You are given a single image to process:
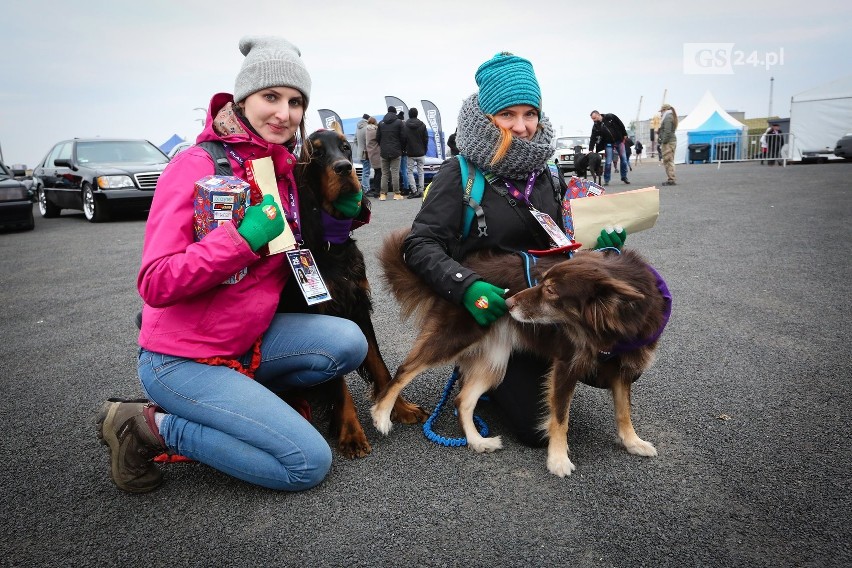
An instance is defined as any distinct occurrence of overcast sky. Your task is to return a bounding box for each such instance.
[2,0,850,166]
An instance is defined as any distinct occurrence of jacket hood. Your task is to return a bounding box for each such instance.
[382,112,398,123]
[405,118,424,129]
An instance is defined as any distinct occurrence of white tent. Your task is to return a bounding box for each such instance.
[789,75,852,161]
[674,91,747,164]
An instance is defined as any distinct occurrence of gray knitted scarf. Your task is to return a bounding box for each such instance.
[455,93,554,179]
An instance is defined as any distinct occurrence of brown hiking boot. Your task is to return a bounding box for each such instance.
[96,401,165,493]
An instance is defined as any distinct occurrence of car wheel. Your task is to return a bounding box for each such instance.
[82,183,109,223]
[37,187,60,218]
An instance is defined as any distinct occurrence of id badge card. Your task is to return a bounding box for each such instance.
[285,249,332,306]
[529,207,574,248]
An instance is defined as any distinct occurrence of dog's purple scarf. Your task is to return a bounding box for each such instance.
[608,264,672,354]
[320,211,353,245]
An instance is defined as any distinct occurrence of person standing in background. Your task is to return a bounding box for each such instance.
[376,105,405,200]
[365,116,382,196]
[589,110,630,185]
[355,113,371,194]
[658,103,678,186]
[403,107,429,199]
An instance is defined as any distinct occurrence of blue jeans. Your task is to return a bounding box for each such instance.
[604,142,629,183]
[400,156,409,190]
[360,158,371,192]
[137,313,368,491]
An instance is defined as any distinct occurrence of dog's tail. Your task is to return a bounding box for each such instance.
[378,228,445,326]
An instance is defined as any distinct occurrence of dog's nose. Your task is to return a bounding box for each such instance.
[333,160,353,176]
[504,296,515,309]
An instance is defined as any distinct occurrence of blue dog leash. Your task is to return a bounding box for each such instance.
[422,369,490,447]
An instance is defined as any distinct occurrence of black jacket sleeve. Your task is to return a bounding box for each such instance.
[403,158,481,304]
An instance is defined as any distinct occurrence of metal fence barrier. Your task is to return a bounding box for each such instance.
[706,132,793,168]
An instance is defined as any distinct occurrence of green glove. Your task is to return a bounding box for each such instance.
[237,194,285,251]
[462,280,508,327]
[595,226,627,250]
[333,189,363,218]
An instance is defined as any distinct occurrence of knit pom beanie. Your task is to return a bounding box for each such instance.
[234,36,312,105]
[474,51,542,116]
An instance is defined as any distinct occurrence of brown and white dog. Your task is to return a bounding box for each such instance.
[371,229,670,476]
[279,130,427,458]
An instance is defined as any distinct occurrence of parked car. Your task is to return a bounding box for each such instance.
[0,159,35,231]
[551,136,591,175]
[834,133,852,160]
[32,138,169,222]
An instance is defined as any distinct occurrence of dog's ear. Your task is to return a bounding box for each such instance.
[597,276,644,302]
[582,276,644,334]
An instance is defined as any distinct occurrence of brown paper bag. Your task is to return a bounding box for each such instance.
[570,186,659,249]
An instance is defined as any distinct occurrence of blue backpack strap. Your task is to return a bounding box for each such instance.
[458,155,487,238]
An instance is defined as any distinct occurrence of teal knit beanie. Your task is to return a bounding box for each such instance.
[474,52,542,116]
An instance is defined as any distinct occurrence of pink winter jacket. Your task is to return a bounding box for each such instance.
[137,93,299,358]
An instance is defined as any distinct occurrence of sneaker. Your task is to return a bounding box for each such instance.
[364,190,378,198]
[96,401,165,493]
[622,179,630,184]
[393,193,405,200]
[379,194,387,201]
[662,180,677,186]
[407,191,423,199]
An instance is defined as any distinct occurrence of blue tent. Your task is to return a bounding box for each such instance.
[159,134,185,154]
[676,92,747,163]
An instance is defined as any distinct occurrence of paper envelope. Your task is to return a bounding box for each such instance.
[244,156,296,254]
[570,186,660,249]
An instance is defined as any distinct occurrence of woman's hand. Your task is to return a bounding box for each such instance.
[463,280,508,326]
[595,226,627,251]
[237,195,285,251]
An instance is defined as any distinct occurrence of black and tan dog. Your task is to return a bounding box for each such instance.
[371,229,670,476]
[574,151,603,185]
[280,130,427,458]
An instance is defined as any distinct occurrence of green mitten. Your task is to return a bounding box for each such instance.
[462,280,508,327]
[333,189,363,218]
[595,226,628,250]
[237,194,285,251]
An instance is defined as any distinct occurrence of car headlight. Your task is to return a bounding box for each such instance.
[96,175,134,189]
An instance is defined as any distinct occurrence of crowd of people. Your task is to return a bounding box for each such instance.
[353,105,428,201]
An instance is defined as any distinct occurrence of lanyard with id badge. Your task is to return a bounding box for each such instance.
[499,172,579,254]
[243,156,333,306]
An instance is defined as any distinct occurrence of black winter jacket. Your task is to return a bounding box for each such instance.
[376,112,405,159]
[402,118,429,157]
[404,157,564,304]
[589,113,628,152]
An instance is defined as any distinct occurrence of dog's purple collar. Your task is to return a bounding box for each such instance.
[320,210,353,245]
[606,264,672,355]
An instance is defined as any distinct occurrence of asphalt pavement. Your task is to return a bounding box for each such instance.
[1,158,849,567]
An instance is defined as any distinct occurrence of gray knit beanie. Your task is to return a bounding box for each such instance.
[234,36,312,105]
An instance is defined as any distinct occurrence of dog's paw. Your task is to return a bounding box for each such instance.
[624,437,658,457]
[547,453,576,477]
[337,428,373,459]
[369,405,393,435]
[391,397,429,424]
[468,435,503,453]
